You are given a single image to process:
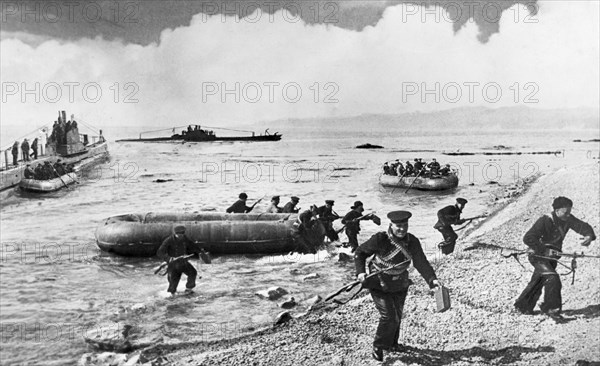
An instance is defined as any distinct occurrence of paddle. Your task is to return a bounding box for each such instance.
[50,164,70,190]
[404,167,426,193]
[391,169,409,194]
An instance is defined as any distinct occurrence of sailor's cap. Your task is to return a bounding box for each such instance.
[291,196,300,202]
[173,225,186,234]
[325,200,334,205]
[387,210,412,224]
[456,198,468,205]
[351,201,363,209]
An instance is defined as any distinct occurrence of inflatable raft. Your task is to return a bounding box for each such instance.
[95,212,326,256]
[379,174,459,191]
[19,173,78,192]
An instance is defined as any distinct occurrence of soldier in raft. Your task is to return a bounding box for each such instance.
[427,158,441,176]
[282,196,300,213]
[412,158,422,173]
[396,161,405,176]
[404,161,414,176]
[266,196,283,213]
[54,160,66,176]
[382,162,391,175]
[226,193,260,213]
[355,211,441,362]
[434,198,468,255]
[439,164,451,176]
[514,197,596,318]
[317,200,340,242]
[342,201,366,251]
[34,163,45,180]
[157,226,209,296]
[23,164,35,179]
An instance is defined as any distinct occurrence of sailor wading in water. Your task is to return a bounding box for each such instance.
[342,201,365,252]
[434,198,468,255]
[355,211,440,362]
[282,196,300,213]
[226,192,261,213]
[157,226,209,296]
[266,196,282,213]
[514,197,596,318]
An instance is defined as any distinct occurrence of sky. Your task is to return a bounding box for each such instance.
[0,0,598,139]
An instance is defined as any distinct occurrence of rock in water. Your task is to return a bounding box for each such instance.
[356,143,384,149]
[302,273,320,281]
[83,323,162,352]
[274,311,293,325]
[279,297,297,309]
[305,295,322,307]
[255,287,289,300]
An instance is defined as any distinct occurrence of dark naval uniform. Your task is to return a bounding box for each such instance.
[157,231,202,294]
[226,199,253,213]
[317,200,339,241]
[355,211,437,357]
[514,212,596,314]
[342,209,362,250]
[434,200,466,255]
[282,197,300,213]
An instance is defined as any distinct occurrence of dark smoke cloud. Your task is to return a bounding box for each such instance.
[1,0,538,45]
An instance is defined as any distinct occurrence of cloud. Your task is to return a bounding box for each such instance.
[1,0,598,143]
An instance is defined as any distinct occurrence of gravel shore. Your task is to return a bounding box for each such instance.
[86,162,600,366]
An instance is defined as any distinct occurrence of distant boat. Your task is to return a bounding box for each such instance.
[0,110,109,193]
[379,173,459,191]
[20,172,78,192]
[116,125,281,143]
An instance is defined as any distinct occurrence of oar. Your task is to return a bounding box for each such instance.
[404,167,426,193]
[50,164,70,190]
[391,170,409,194]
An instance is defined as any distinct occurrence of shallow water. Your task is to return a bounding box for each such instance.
[0,127,597,365]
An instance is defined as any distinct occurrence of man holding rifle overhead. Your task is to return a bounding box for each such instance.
[355,210,441,362]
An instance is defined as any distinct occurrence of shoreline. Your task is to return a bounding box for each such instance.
[82,162,600,366]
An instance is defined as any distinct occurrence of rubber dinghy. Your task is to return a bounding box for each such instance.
[95,212,327,256]
[19,173,78,192]
[379,174,459,191]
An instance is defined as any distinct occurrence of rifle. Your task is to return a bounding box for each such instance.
[334,212,381,234]
[153,247,212,275]
[455,215,488,231]
[325,260,410,303]
[153,254,195,275]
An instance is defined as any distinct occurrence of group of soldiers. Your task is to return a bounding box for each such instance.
[23,160,74,180]
[382,158,453,178]
[160,193,596,363]
[10,138,39,166]
[49,112,79,145]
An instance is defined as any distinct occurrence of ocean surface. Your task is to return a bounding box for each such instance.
[0,126,598,365]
